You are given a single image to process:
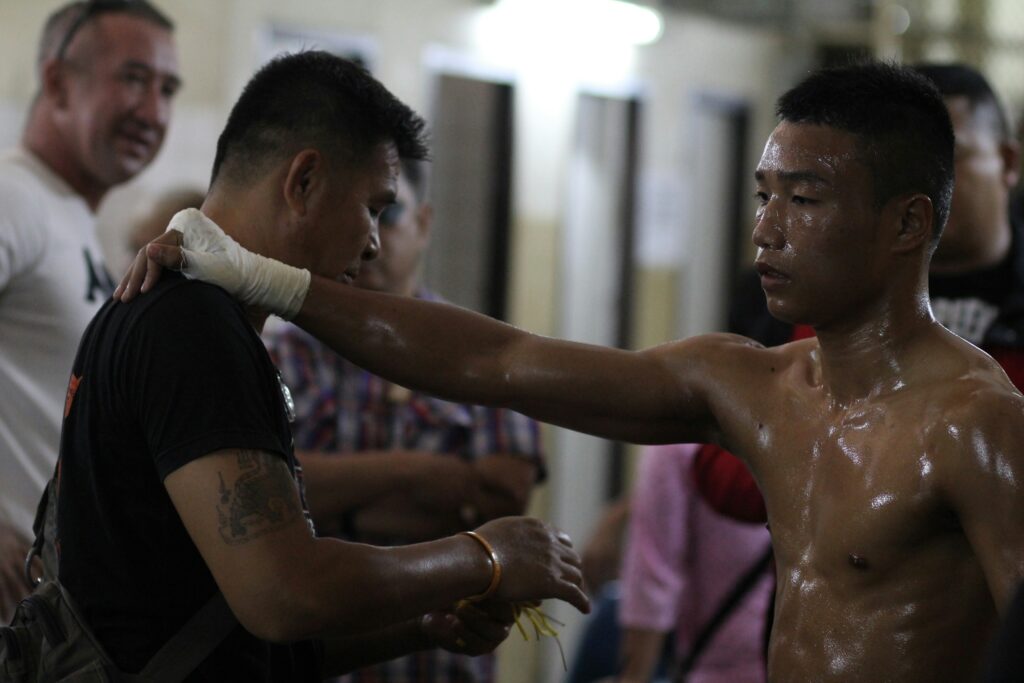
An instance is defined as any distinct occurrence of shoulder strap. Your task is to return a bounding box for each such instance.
[136,592,237,682]
[675,545,773,680]
[25,472,59,587]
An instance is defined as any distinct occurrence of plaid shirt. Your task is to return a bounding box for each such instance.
[264,290,544,683]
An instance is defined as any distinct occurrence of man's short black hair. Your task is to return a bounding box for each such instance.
[777,61,954,242]
[210,51,429,188]
[912,62,1010,140]
[39,0,174,66]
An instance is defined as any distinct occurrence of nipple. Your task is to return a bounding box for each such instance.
[848,553,869,570]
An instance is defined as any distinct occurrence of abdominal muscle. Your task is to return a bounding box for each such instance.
[763,491,996,682]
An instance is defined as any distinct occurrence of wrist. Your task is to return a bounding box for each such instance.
[459,530,502,601]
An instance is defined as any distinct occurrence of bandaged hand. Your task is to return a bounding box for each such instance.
[116,209,311,318]
[166,209,310,318]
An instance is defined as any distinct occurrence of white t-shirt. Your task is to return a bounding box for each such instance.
[0,148,113,541]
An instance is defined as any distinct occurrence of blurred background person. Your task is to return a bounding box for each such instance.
[566,447,772,683]
[0,0,179,620]
[915,63,1024,378]
[125,185,204,254]
[264,159,545,683]
[615,444,771,683]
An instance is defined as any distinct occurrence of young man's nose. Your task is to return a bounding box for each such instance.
[752,203,785,250]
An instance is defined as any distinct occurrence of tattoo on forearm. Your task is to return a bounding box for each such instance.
[216,450,301,545]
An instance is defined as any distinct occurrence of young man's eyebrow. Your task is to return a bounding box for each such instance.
[754,169,832,186]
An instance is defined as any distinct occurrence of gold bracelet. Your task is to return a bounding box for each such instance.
[460,530,502,601]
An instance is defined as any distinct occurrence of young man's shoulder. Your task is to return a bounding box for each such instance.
[917,336,1024,458]
[926,326,1023,399]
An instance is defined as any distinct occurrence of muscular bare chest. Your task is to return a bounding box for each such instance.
[750,391,949,579]
[729,386,995,681]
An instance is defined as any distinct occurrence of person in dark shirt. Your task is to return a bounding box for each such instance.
[59,51,588,680]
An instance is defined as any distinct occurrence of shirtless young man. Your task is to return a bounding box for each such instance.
[120,62,1024,681]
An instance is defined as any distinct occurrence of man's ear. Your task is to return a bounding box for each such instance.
[415,201,434,244]
[41,59,69,109]
[1000,138,1020,189]
[892,193,934,254]
[282,149,323,218]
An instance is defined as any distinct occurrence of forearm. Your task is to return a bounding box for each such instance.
[354,470,533,540]
[617,627,668,683]
[281,533,492,641]
[294,279,522,408]
[298,450,420,526]
[350,457,536,542]
[354,497,463,542]
[320,617,430,676]
[293,278,694,443]
[472,456,537,520]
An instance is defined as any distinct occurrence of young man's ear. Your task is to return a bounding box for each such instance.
[282,149,322,217]
[892,193,934,254]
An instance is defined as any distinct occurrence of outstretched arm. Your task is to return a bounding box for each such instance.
[115,215,759,445]
[293,278,720,444]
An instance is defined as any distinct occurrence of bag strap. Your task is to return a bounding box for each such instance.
[24,473,55,587]
[137,591,237,682]
[675,545,773,680]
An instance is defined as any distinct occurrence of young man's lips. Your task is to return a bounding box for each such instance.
[756,261,789,286]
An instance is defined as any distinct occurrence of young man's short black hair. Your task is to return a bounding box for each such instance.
[912,62,1011,141]
[777,61,955,242]
[210,51,429,188]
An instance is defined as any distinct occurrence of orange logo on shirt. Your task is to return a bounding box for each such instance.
[64,374,82,419]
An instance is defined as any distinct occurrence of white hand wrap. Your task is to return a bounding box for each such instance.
[166,208,311,319]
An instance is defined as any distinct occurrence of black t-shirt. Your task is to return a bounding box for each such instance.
[57,271,321,680]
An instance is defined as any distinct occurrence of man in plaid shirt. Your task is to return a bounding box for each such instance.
[265,160,544,683]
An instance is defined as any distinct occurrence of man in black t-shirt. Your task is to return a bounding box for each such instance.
[63,272,322,678]
[60,52,589,680]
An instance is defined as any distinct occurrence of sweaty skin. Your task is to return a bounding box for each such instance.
[120,122,1024,681]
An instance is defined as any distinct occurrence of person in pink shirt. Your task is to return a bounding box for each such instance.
[617,443,773,683]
